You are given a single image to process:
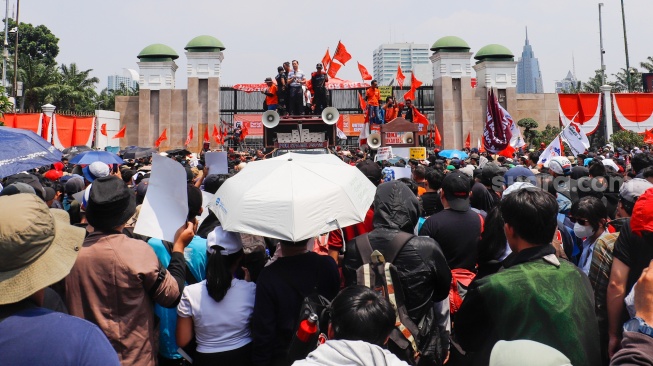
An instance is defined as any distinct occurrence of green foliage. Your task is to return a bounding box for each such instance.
[0,87,14,114]
[531,125,562,148]
[517,118,539,145]
[609,129,644,149]
[41,63,99,113]
[640,56,653,73]
[95,83,139,111]
[582,69,611,92]
[612,67,643,92]
[1,19,59,65]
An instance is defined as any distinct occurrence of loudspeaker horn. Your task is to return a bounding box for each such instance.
[262,110,280,128]
[368,132,382,149]
[402,132,414,144]
[321,107,340,125]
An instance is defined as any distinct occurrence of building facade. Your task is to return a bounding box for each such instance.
[107,73,138,91]
[555,71,579,93]
[372,42,432,86]
[516,28,544,94]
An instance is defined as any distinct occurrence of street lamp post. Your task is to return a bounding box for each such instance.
[598,3,606,86]
[620,0,631,92]
[2,0,8,92]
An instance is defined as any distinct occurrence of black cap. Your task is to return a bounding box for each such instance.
[356,159,382,186]
[86,176,136,230]
[441,171,471,211]
[316,63,323,68]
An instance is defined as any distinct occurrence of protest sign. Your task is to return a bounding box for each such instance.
[375,146,393,162]
[134,154,188,242]
[409,147,426,160]
[391,166,412,179]
[205,151,228,175]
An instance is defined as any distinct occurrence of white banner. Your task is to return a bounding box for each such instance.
[561,123,590,157]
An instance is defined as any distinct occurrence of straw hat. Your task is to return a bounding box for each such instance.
[0,194,85,304]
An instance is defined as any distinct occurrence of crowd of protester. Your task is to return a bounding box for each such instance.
[2,142,653,366]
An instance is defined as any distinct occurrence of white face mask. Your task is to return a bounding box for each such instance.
[574,222,595,239]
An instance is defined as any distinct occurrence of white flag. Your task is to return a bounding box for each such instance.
[336,127,347,140]
[537,136,564,165]
[560,122,590,157]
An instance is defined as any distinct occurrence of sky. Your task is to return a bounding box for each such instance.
[17,0,653,93]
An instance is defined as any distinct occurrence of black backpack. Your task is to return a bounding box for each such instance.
[355,232,439,366]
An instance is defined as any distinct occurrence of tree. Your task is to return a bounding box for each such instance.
[582,69,613,92]
[43,63,99,113]
[94,83,139,111]
[641,56,653,72]
[612,67,643,92]
[610,129,644,149]
[531,124,561,148]
[517,118,539,145]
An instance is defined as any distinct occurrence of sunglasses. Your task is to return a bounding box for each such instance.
[569,217,589,225]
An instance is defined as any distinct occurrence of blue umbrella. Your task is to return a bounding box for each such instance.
[0,127,63,178]
[69,150,124,165]
[438,149,468,160]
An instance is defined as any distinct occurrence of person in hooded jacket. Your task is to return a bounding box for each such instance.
[342,181,451,365]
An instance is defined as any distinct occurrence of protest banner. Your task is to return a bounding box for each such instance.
[409,147,426,160]
[375,146,393,161]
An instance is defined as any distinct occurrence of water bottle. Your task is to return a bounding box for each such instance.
[287,313,319,362]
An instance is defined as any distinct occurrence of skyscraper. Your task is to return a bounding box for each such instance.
[555,71,579,93]
[372,42,432,86]
[107,69,139,91]
[516,28,544,94]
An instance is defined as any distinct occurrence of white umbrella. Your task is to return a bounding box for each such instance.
[210,152,376,242]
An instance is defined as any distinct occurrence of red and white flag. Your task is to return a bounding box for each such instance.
[483,89,512,153]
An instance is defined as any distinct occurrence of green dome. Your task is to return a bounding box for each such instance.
[474,44,514,61]
[137,44,179,62]
[430,36,471,52]
[184,35,225,52]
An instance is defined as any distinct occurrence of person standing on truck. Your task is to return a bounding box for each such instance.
[311,63,329,115]
[288,60,306,115]
[261,77,278,111]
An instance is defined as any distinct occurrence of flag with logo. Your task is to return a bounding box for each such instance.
[483,89,512,153]
[538,136,564,165]
[396,65,405,88]
[321,48,331,70]
[357,62,373,81]
[333,41,352,65]
[561,122,590,156]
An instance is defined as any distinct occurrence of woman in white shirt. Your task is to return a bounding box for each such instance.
[177,227,256,366]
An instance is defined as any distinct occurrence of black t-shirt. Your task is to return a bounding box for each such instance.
[612,218,653,291]
[419,208,482,271]
[311,71,327,91]
[470,182,500,214]
[421,191,444,217]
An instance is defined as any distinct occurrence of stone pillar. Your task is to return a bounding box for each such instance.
[600,85,613,139]
[41,103,56,143]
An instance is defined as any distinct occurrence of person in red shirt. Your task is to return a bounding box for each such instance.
[366,80,381,124]
[261,77,278,111]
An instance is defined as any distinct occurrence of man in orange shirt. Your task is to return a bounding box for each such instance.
[261,77,278,111]
[383,96,397,123]
[366,79,381,124]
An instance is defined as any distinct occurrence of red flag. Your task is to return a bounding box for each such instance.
[396,65,405,88]
[357,62,373,81]
[155,129,167,148]
[41,115,50,140]
[333,41,352,65]
[414,108,429,126]
[434,124,442,146]
[100,123,107,136]
[240,123,249,141]
[327,62,341,78]
[322,48,331,70]
[358,91,367,111]
[498,144,516,158]
[185,127,194,146]
[212,124,221,144]
[403,88,415,102]
[203,127,210,143]
[645,129,653,144]
[112,126,126,139]
[410,72,423,89]
[465,132,471,148]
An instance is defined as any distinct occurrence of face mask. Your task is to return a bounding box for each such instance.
[574,222,595,239]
